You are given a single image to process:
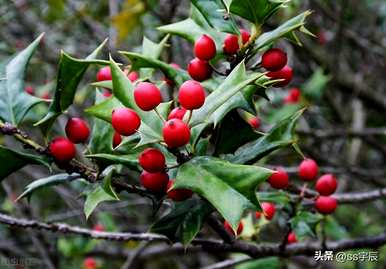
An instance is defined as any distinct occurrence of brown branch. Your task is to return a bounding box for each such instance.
[1,212,386,260]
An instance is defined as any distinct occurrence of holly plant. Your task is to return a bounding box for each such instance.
[1,0,342,256]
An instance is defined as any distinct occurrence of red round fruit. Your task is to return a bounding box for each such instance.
[168,107,187,120]
[268,168,289,189]
[127,71,139,82]
[167,180,193,201]
[83,257,97,269]
[240,29,250,44]
[298,158,319,181]
[248,117,260,129]
[261,202,276,220]
[194,34,216,61]
[96,66,112,81]
[140,171,169,193]
[284,88,301,104]
[315,174,338,196]
[267,65,293,87]
[178,80,206,110]
[42,92,50,100]
[49,137,76,162]
[224,220,243,236]
[315,196,337,214]
[139,148,166,173]
[65,117,90,144]
[255,211,262,219]
[134,82,162,111]
[93,224,105,232]
[111,108,141,136]
[287,232,297,244]
[188,58,212,82]
[261,48,287,71]
[103,90,112,97]
[223,34,239,55]
[163,119,191,148]
[112,132,122,148]
[25,86,34,95]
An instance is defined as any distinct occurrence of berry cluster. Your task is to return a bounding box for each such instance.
[49,117,90,162]
[224,159,338,241]
[95,63,209,198]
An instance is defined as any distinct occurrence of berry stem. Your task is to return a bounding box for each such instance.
[153,107,166,123]
[186,110,193,125]
[300,182,308,198]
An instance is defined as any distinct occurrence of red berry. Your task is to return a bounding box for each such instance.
[194,34,216,61]
[317,31,327,45]
[287,232,297,244]
[315,174,337,196]
[267,65,293,87]
[111,108,141,136]
[298,158,319,181]
[255,211,262,219]
[140,171,169,193]
[103,90,112,97]
[224,220,243,236]
[93,224,105,232]
[223,34,239,55]
[261,48,287,71]
[134,82,162,111]
[168,107,187,120]
[188,58,212,81]
[127,71,139,82]
[268,168,289,189]
[96,66,112,81]
[83,257,97,269]
[167,180,193,201]
[42,92,50,100]
[139,148,166,173]
[315,196,337,214]
[163,119,191,148]
[65,117,90,144]
[261,202,276,220]
[240,29,250,44]
[49,137,76,162]
[112,132,122,148]
[25,86,34,95]
[284,88,301,104]
[178,80,206,110]
[248,117,260,129]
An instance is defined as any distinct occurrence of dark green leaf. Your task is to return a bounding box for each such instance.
[17,173,79,201]
[84,183,119,219]
[302,68,331,101]
[174,156,272,231]
[35,39,108,135]
[255,11,312,50]
[236,257,281,269]
[86,153,139,170]
[151,199,213,245]
[140,35,169,79]
[229,0,287,24]
[224,108,304,164]
[256,191,291,205]
[290,211,323,238]
[266,103,303,123]
[120,51,190,87]
[0,34,45,125]
[191,0,239,34]
[157,18,225,47]
[0,146,50,181]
